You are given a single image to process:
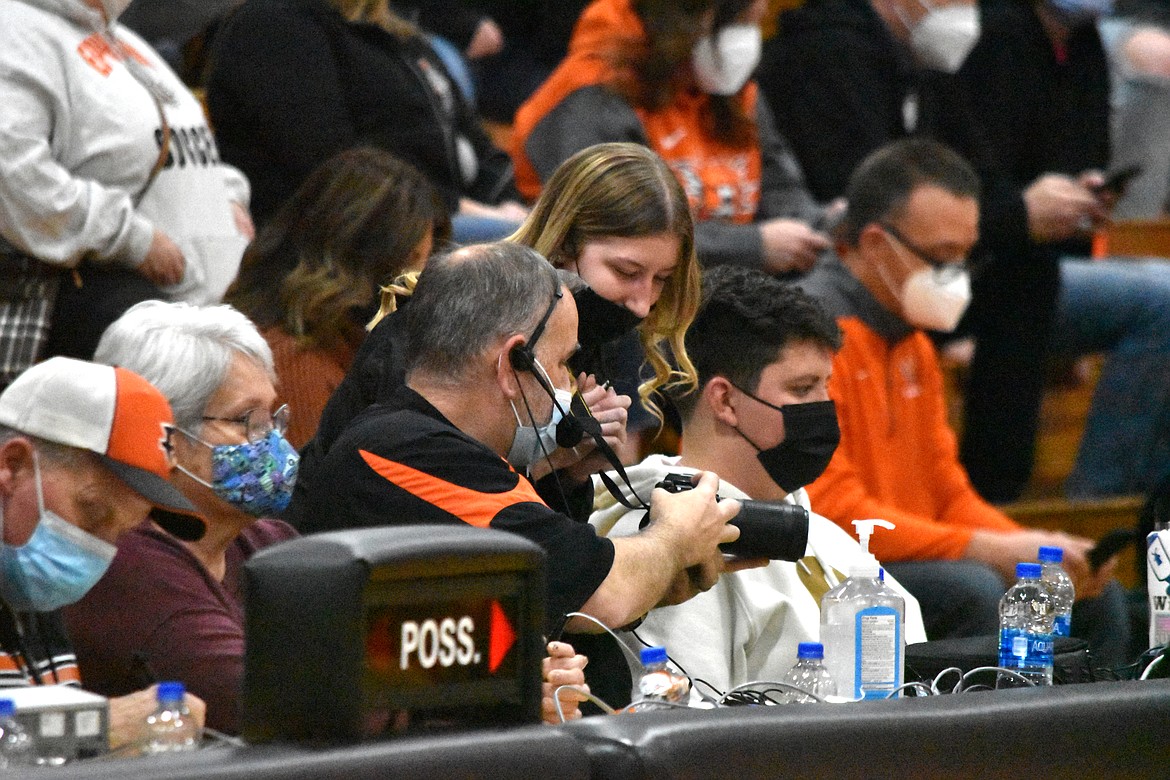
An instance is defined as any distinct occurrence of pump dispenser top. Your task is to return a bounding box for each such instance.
[850,519,895,578]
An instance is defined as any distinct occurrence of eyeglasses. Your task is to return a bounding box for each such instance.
[200,404,290,442]
[879,223,968,283]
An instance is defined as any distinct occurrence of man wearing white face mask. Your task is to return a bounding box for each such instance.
[300,242,748,642]
[798,140,1130,663]
[764,0,1170,504]
[0,356,210,749]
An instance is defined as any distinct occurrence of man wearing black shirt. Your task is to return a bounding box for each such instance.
[300,242,743,634]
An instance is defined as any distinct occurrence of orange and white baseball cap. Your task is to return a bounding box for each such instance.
[0,357,204,540]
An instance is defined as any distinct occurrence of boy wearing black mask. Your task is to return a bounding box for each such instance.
[589,265,927,699]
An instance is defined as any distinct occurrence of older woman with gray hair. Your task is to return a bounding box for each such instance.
[61,300,299,735]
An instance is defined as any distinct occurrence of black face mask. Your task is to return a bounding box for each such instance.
[731,388,840,494]
[571,284,644,350]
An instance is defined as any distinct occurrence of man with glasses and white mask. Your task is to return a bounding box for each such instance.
[62,301,300,735]
[0,355,208,750]
[762,0,1170,506]
[799,140,1130,663]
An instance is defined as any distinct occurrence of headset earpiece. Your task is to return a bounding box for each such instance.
[509,341,535,372]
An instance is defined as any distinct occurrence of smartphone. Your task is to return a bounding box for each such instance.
[1093,165,1143,198]
[1087,527,1137,572]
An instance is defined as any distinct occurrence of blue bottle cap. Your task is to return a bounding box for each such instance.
[797,642,824,660]
[1038,546,1063,563]
[640,646,668,666]
[0,699,14,718]
[1016,562,1043,579]
[157,681,185,703]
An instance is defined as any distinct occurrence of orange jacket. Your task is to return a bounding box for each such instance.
[511,0,761,225]
[803,259,1020,562]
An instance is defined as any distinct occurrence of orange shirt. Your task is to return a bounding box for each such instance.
[511,0,761,222]
[262,326,357,450]
[807,316,1020,562]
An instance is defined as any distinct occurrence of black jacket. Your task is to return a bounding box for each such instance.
[759,0,1109,263]
[206,0,518,223]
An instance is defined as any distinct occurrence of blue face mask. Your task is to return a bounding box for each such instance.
[178,430,299,517]
[0,451,117,612]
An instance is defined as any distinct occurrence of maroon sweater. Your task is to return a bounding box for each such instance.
[61,518,298,734]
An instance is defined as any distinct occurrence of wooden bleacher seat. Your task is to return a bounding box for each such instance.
[1097,217,1170,258]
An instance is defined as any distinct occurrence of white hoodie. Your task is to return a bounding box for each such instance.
[591,454,927,699]
[0,0,249,304]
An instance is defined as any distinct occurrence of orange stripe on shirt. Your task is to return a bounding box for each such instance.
[359,450,547,528]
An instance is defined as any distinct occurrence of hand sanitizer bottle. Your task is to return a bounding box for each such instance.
[820,519,905,700]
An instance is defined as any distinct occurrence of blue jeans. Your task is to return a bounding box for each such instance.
[883,561,1004,640]
[1054,258,1170,497]
[450,214,522,245]
[1099,17,1170,218]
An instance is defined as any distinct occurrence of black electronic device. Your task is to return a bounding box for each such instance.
[241,526,546,744]
[1088,527,1138,572]
[648,472,810,561]
[1094,164,1142,198]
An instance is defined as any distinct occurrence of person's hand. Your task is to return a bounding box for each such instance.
[759,219,831,274]
[465,18,505,60]
[231,201,256,241]
[1023,173,1108,243]
[139,229,186,287]
[966,528,1107,599]
[528,374,631,482]
[647,471,740,593]
[493,200,530,222]
[542,641,589,724]
[657,554,769,607]
[561,375,632,481]
[1078,169,1122,212]
[107,686,206,752]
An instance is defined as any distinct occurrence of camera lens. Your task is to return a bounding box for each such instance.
[720,502,809,561]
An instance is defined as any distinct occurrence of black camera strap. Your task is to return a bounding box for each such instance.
[556,394,650,512]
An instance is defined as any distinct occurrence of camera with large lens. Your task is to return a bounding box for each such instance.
[645,473,809,561]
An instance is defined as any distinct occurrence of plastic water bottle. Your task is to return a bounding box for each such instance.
[1148,521,1170,649]
[0,699,35,768]
[631,646,689,710]
[780,642,837,703]
[998,562,1055,687]
[1038,546,1075,637]
[142,682,200,754]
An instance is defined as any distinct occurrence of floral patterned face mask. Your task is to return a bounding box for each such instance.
[178,429,299,517]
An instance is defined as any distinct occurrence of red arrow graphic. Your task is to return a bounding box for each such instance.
[489,600,515,672]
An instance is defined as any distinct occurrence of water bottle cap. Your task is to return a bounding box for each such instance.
[797,642,824,660]
[1016,562,1042,579]
[157,681,185,703]
[1037,546,1063,563]
[640,646,668,665]
[0,699,14,717]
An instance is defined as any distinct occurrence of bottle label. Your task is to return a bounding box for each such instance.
[998,627,1054,670]
[1149,531,1170,647]
[1053,614,1071,637]
[854,606,901,700]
